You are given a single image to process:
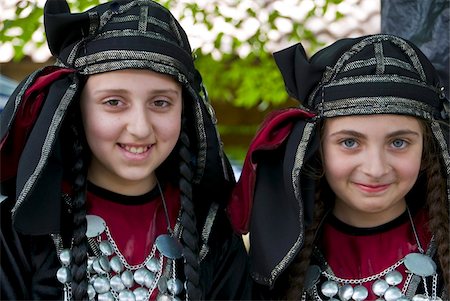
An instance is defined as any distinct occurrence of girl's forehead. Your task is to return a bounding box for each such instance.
[87,69,178,82]
[84,69,181,90]
[323,114,422,132]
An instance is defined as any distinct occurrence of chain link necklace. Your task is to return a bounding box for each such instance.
[55,179,185,301]
[304,207,442,301]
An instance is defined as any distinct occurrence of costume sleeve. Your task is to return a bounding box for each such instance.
[201,209,253,300]
[0,197,62,300]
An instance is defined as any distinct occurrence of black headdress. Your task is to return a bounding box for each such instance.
[229,34,449,287]
[0,0,233,235]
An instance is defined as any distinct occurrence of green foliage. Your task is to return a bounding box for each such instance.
[0,0,347,107]
[195,52,287,108]
[1,2,43,61]
[1,0,105,61]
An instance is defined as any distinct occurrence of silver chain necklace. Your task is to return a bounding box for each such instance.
[305,207,441,301]
[56,179,185,301]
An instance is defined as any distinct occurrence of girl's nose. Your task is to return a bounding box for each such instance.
[126,107,153,138]
[360,148,391,178]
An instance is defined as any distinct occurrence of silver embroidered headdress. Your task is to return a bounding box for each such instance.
[0,0,233,235]
[239,34,449,287]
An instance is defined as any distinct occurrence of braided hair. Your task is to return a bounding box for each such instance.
[284,119,450,300]
[60,99,90,300]
[421,122,449,294]
[178,115,202,300]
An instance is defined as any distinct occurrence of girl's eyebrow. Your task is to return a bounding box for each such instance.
[93,88,129,95]
[328,129,421,138]
[151,89,181,96]
[328,130,365,138]
[386,130,421,138]
[92,88,180,96]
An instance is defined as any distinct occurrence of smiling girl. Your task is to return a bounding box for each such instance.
[322,115,424,228]
[0,1,250,300]
[229,34,449,300]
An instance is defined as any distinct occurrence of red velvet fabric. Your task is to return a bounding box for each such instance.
[86,183,181,298]
[227,108,315,233]
[0,67,75,182]
[321,209,432,300]
[86,183,181,265]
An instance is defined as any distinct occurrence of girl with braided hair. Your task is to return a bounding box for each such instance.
[0,1,251,300]
[228,34,449,300]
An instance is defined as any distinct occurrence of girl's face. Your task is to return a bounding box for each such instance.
[80,69,182,195]
[322,114,423,227]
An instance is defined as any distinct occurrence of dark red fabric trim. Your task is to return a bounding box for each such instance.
[0,67,76,182]
[321,209,432,300]
[227,108,315,233]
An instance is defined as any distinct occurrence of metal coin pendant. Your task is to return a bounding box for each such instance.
[110,275,126,291]
[121,270,135,288]
[352,285,368,301]
[156,235,183,259]
[145,257,160,272]
[59,249,72,266]
[385,270,402,286]
[118,289,136,301]
[144,271,156,288]
[158,276,169,293]
[56,266,72,284]
[372,279,389,296]
[384,286,403,301]
[304,265,321,290]
[110,255,124,273]
[98,255,111,272]
[134,268,150,286]
[87,283,96,300]
[99,240,114,256]
[93,276,110,294]
[98,291,115,301]
[321,280,339,297]
[133,287,148,301]
[338,284,353,301]
[93,258,106,275]
[156,293,172,301]
[412,294,430,301]
[404,253,437,277]
[87,257,95,274]
[167,278,183,295]
[412,295,442,301]
[86,215,106,238]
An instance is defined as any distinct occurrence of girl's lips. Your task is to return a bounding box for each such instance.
[119,143,152,154]
[355,183,390,193]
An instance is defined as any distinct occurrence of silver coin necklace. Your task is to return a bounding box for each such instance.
[55,179,184,301]
[304,207,441,301]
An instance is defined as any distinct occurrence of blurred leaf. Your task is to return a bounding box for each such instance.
[1,0,351,108]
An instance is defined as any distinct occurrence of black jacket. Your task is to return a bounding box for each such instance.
[1,196,252,300]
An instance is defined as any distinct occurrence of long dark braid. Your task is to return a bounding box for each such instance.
[422,124,449,294]
[285,183,326,300]
[178,116,202,300]
[68,110,89,300]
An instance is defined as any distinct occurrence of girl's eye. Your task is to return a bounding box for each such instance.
[104,98,121,106]
[392,139,407,149]
[153,99,170,108]
[341,139,358,149]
